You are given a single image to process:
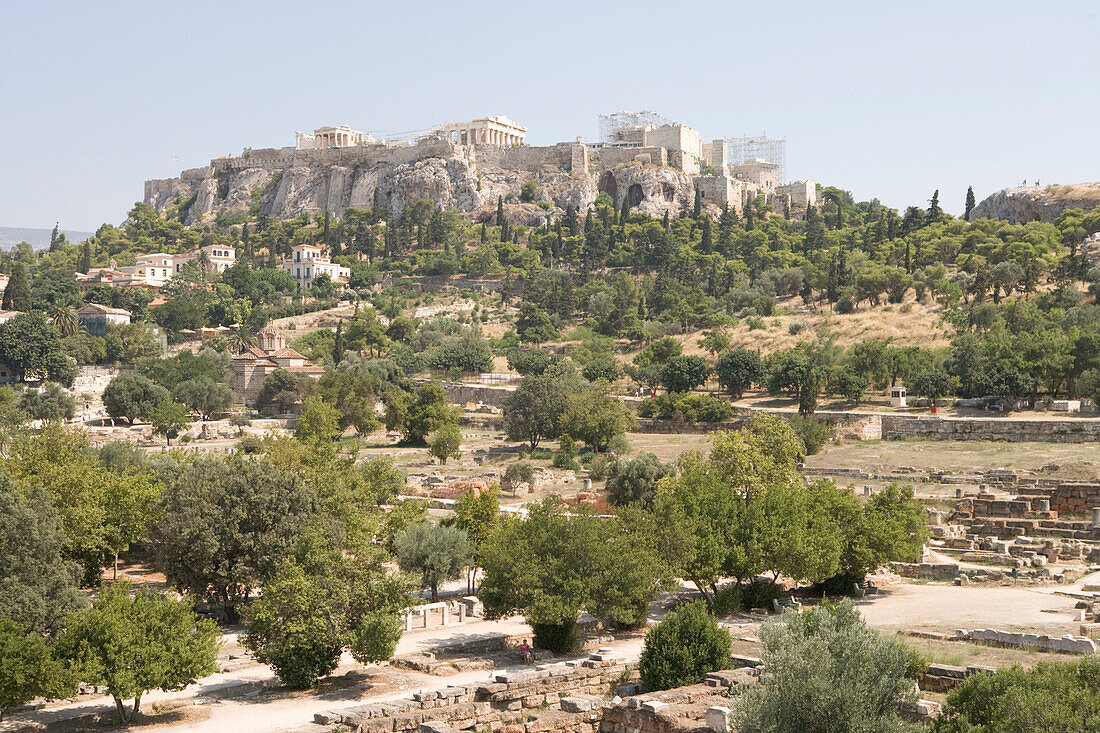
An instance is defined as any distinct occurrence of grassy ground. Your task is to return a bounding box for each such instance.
[806,439,1100,480]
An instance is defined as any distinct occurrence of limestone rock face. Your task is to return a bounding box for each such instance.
[144,148,695,225]
[598,164,695,218]
[971,183,1100,224]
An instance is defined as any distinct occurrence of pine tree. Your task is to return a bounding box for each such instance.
[692,189,702,218]
[3,263,30,312]
[49,223,60,251]
[964,186,976,222]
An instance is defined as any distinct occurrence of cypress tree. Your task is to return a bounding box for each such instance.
[927,190,943,223]
[700,216,713,252]
[497,197,508,242]
[744,197,755,230]
[371,187,382,222]
[3,262,31,312]
[480,223,487,244]
[692,189,702,218]
[79,240,93,273]
[620,198,630,225]
[49,223,60,251]
[964,186,976,222]
[332,322,346,364]
[662,210,670,231]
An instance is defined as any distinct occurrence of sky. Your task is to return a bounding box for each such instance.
[1,0,1098,231]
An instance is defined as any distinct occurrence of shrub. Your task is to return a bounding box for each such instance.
[712,585,743,617]
[639,393,733,422]
[788,415,830,455]
[746,316,765,330]
[739,580,782,612]
[587,454,620,481]
[531,621,577,654]
[606,452,676,507]
[788,319,808,335]
[606,434,632,455]
[639,602,731,691]
[834,296,855,314]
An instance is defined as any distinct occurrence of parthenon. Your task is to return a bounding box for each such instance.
[433,115,527,146]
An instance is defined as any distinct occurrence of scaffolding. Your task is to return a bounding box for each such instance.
[598,110,680,142]
[725,136,787,183]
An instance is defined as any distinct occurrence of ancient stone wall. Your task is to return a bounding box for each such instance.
[880,415,1100,442]
[316,654,632,733]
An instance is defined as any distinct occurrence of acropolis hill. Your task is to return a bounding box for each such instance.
[144,113,816,227]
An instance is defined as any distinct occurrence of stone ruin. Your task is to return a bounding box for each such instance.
[315,648,947,733]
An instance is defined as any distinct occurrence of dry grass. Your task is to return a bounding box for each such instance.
[807,439,1100,479]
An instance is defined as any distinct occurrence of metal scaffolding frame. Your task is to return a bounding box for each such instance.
[598,110,680,142]
[724,136,787,183]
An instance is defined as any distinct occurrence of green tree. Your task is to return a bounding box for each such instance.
[698,330,730,356]
[503,461,536,497]
[515,303,558,344]
[0,311,76,385]
[638,601,731,691]
[449,487,500,592]
[173,377,232,421]
[715,348,764,398]
[963,185,976,222]
[17,382,76,422]
[256,369,310,415]
[150,400,190,445]
[387,382,460,445]
[1,263,30,312]
[101,471,162,580]
[0,616,72,722]
[0,480,84,635]
[395,522,471,602]
[153,456,316,620]
[661,355,709,394]
[103,373,169,424]
[736,601,919,733]
[561,385,636,452]
[502,374,571,450]
[606,452,676,507]
[911,370,952,406]
[480,498,667,651]
[50,305,80,338]
[429,422,463,465]
[58,582,219,725]
[294,395,342,443]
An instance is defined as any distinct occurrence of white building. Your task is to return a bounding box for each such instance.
[173,244,236,275]
[283,244,350,289]
[130,253,176,287]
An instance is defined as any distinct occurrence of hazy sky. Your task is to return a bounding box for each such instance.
[2,0,1097,231]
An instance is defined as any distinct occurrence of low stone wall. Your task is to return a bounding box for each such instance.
[957,628,1098,654]
[317,652,633,733]
[881,415,1100,442]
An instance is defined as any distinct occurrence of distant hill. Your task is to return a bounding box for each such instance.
[0,226,94,250]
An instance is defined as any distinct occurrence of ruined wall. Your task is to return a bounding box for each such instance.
[316,654,631,733]
[880,415,1100,442]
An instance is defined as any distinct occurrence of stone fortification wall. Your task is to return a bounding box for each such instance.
[471,143,573,171]
[594,147,669,168]
[211,138,458,174]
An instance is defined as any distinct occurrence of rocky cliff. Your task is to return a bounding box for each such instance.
[144,142,699,227]
[971,183,1100,224]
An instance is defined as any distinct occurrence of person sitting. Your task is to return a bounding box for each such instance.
[518,641,532,664]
